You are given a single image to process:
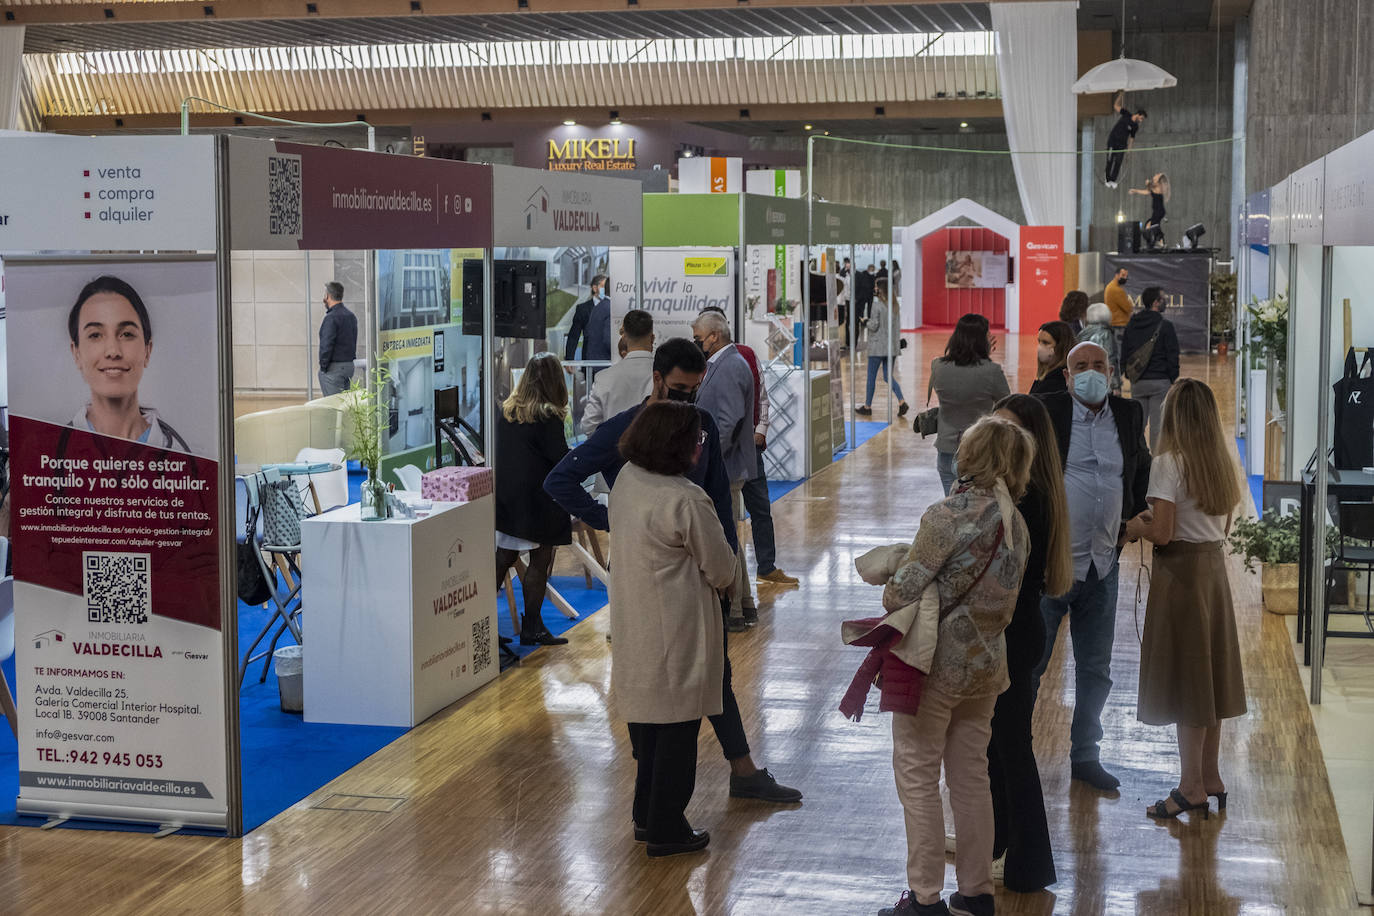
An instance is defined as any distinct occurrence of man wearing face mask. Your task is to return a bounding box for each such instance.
[543,338,803,806]
[691,311,761,632]
[1032,342,1151,793]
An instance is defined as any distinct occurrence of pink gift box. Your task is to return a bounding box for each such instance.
[421,466,493,502]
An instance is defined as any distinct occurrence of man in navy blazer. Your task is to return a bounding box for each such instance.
[564,274,612,363]
[691,310,759,630]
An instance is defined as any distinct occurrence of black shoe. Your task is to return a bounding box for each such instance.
[742,604,759,625]
[898,402,910,417]
[727,616,749,633]
[1071,760,1121,792]
[855,405,873,416]
[633,823,647,843]
[878,891,949,916]
[646,829,709,857]
[948,892,994,916]
[519,628,569,646]
[729,767,802,803]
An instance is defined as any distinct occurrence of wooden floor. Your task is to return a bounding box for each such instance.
[2,334,1364,914]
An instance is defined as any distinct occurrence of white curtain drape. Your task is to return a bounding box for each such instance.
[0,27,26,131]
[991,3,1077,251]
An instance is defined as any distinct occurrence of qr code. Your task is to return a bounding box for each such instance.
[83,552,151,625]
[472,617,491,673]
[267,155,302,237]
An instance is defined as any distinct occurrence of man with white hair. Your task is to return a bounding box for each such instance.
[1032,341,1151,793]
[691,310,759,632]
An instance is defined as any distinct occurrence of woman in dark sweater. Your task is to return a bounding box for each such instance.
[495,352,573,647]
[1028,320,1074,396]
[986,394,1074,892]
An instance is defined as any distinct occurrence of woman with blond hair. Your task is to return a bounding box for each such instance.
[982,393,1073,892]
[877,416,1033,916]
[1125,378,1245,820]
[494,352,572,647]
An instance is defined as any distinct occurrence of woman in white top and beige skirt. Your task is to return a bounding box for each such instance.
[1125,378,1246,821]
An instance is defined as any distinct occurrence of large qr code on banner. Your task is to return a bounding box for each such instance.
[267,155,302,237]
[472,617,491,673]
[83,552,152,625]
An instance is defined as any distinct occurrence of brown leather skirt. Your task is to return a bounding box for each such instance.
[1137,540,1247,727]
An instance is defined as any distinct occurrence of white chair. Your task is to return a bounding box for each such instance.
[0,537,16,739]
[294,447,349,512]
[393,463,423,493]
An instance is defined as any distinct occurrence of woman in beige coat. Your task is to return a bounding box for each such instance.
[610,401,738,858]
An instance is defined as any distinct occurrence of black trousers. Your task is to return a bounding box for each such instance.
[628,719,701,842]
[708,600,751,761]
[989,593,1058,892]
[1104,148,1126,183]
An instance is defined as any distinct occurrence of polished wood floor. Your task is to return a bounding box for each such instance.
[2,334,1364,914]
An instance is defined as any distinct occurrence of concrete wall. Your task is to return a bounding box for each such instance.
[751,133,1026,229]
[1247,0,1374,192]
[1086,32,1235,256]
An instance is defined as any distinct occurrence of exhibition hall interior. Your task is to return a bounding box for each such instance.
[2,0,1374,912]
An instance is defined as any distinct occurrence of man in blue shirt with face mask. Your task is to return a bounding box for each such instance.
[1032,341,1151,793]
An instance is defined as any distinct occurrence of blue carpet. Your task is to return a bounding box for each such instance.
[764,420,888,505]
[1236,437,1263,513]
[495,574,610,663]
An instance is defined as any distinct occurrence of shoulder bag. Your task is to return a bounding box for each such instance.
[236,504,274,606]
[261,477,309,547]
[914,375,939,438]
[1124,326,1161,384]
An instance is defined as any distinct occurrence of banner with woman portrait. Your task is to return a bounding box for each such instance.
[6,257,227,829]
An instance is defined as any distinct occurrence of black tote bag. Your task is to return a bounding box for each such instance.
[1333,348,1374,469]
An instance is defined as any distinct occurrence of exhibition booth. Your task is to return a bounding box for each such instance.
[0,133,643,837]
[896,197,1065,335]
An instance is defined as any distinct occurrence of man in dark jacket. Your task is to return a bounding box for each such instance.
[543,338,802,805]
[564,274,612,363]
[318,281,357,396]
[1121,286,1179,451]
[1033,341,1151,792]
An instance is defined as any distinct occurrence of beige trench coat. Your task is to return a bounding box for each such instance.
[608,463,738,724]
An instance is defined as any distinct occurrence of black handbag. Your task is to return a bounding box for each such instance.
[1333,348,1374,469]
[236,504,273,606]
[913,377,939,438]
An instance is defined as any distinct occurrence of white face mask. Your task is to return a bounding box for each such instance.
[1071,369,1110,405]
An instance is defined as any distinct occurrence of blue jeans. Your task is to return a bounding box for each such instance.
[1031,559,1119,764]
[936,450,958,496]
[740,448,776,576]
[865,356,905,406]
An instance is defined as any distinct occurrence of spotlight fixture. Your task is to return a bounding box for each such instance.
[682,150,695,158]
[563,119,576,126]
[1183,223,1207,249]
[823,130,830,136]
[959,121,969,128]
[803,124,813,131]
[609,110,621,125]
[739,108,750,119]
[935,91,947,99]
[481,111,492,121]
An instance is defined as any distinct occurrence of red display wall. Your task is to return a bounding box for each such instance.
[920,226,1009,328]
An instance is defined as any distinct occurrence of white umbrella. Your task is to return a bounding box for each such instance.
[1072,56,1178,94]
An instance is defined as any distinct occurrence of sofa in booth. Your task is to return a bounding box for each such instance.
[234,392,359,468]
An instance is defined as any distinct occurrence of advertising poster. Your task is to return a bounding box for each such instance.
[1103,253,1211,353]
[7,257,227,828]
[1019,226,1066,329]
[618,248,735,344]
[944,251,1009,289]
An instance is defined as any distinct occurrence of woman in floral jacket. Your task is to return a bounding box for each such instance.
[876,416,1034,916]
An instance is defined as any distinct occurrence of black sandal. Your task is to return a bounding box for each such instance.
[1146,788,1209,820]
[1210,791,1228,811]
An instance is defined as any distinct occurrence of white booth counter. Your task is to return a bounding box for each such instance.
[301,495,498,727]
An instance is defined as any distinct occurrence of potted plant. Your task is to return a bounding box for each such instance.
[1209,272,1237,355]
[1228,510,1342,614]
[345,365,391,521]
[1248,293,1289,421]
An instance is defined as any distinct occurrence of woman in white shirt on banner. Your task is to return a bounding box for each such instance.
[1125,378,1246,822]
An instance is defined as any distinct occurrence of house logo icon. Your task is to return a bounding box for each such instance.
[32,629,65,650]
[447,538,464,568]
[525,187,549,231]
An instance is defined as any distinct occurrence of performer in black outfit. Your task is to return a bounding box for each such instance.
[1104,92,1147,188]
[1130,173,1170,249]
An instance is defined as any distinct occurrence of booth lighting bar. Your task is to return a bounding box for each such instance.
[179,96,376,151]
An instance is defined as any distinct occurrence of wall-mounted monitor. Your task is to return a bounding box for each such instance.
[461,259,546,339]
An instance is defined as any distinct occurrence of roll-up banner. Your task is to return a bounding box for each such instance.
[0,135,231,831]
[1103,253,1211,353]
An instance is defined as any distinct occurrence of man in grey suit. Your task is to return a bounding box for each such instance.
[692,310,758,631]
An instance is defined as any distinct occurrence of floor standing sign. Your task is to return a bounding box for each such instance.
[0,136,232,830]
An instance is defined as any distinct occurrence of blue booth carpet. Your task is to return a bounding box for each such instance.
[0,427,890,835]
[1236,437,1264,513]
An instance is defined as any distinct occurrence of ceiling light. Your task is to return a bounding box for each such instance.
[563,119,576,126]
[682,150,695,158]
[609,110,622,125]
[960,122,969,128]
[610,118,622,126]
[803,124,813,131]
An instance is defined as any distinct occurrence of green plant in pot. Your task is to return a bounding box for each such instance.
[1228,510,1339,614]
[345,365,391,521]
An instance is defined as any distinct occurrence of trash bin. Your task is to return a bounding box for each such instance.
[274,645,303,713]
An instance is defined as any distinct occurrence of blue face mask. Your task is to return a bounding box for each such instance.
[1071,369,1110,405]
